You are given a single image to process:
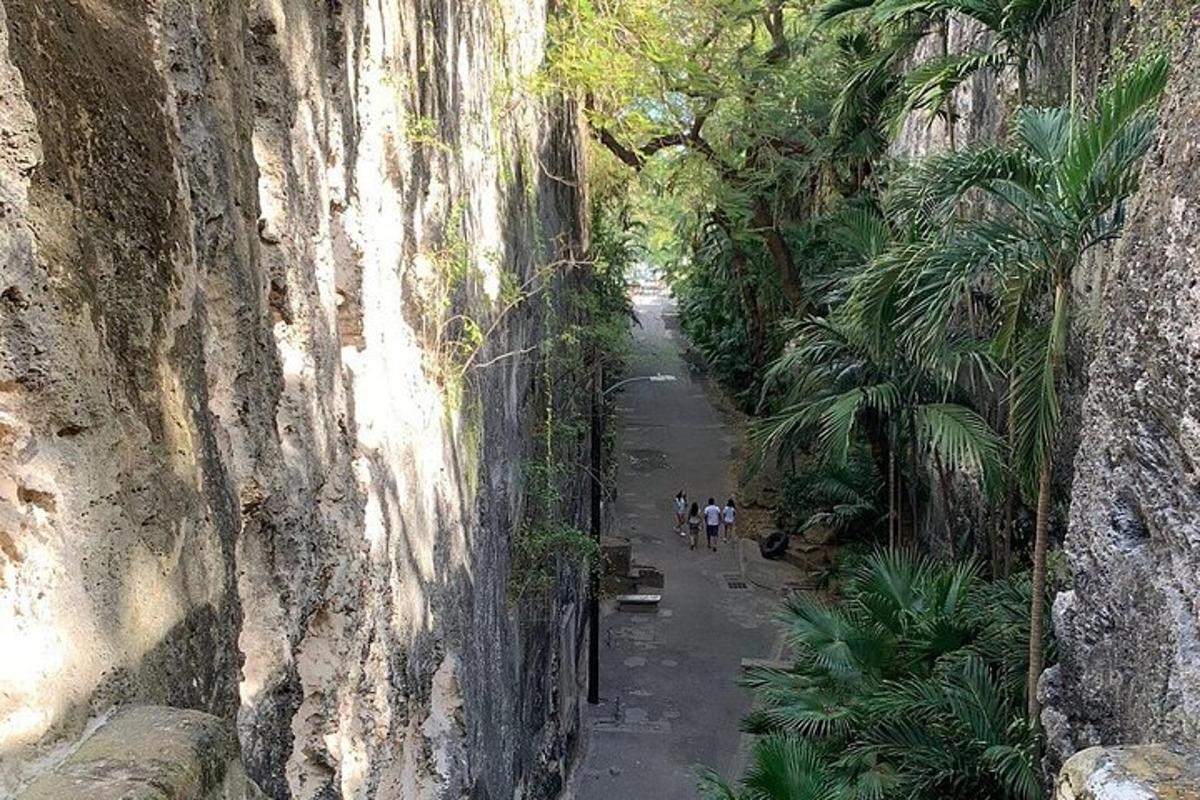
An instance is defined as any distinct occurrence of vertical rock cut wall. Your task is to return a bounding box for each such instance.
[881,0,1200,770]
[0,0,587,797]
[1044,5,1200,767]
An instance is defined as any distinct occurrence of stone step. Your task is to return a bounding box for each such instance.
[631,567,664,589]
[616,593,661,613]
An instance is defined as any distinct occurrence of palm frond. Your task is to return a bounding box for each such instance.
[1013,106,1069,164]
[696,767,741,800]
[1059,52,1168,216]
[897,49,1006,126]
[815,0,882,25]
[742,735,840,800]
[915,403,1004,493]
[887,145,1035,227]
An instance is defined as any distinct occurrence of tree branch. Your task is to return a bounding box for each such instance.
[588,110,715,170]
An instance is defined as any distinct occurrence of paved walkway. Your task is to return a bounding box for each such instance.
[570,290,781,800]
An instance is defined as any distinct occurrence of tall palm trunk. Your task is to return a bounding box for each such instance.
[1028,278,1070,723]
[1002,403,1016,578]
[1016,53,1030,106]
[907,406,920,544]
[934,451,959,559]
[1026,456,1052,722]
[941,18,957,152]
[888,447,897,549]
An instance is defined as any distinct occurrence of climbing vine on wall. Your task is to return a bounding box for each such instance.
[507,196,637,602]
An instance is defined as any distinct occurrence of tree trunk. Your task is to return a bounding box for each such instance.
[715,213,768,371]
[907,407,920,546]
[751,199,804,310]
[1017,55,1030,106]
[888,447,897,549]
[941,19,957,152]
[934,452,959,560]
[1001,396,1016,578]
[1026,456,1053,723]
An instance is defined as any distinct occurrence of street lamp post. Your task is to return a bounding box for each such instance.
[587,370,677,706]
[588,360,602,706]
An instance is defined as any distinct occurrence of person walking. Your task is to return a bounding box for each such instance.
[703,498,721,552]
[722,498,737,542]
[687,502,702,550]
[674,490,688,535]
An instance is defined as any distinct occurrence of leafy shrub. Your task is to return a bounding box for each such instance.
[699,550,1052,800]
[774,442,884,539]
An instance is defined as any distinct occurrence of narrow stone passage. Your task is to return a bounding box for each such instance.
[572,289,780,800]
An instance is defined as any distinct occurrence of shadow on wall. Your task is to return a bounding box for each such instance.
[0,0,587,797]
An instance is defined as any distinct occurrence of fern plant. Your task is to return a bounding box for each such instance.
[699,550,1047,800]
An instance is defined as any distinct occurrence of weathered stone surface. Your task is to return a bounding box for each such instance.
[0,0,586,796]
[1056,746,1200,800]
[17,706,266,800]
[1046,7,1200,771]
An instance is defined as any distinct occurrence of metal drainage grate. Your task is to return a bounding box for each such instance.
[722,574,750,590]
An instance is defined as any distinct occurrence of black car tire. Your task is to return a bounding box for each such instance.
[759,531,788,560]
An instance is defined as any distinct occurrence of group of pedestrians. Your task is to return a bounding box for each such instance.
[673,491,736,552]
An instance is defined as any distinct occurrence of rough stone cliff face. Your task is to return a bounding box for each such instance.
[1044,6,1200,768]
[886,0,1200,772]
[0,0,586,797]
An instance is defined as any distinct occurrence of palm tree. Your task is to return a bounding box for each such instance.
[878,0,1076,107]
[886,53,1169,721]
[817,0,1077,141]
[697,736,841,800]
[778,444,886,541]
[759,208,1003,548]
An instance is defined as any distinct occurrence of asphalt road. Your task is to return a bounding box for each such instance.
[569,290,781,800]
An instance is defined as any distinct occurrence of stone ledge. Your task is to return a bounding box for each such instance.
[17,706,265,800]
[1057,745,1200,800]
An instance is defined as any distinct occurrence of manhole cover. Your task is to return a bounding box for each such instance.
[721,574,749,590]
[626,448,669,472]
[592,719,672,734]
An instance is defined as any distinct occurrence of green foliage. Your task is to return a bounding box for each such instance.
[542,0,1170,764]
[887,52,1169,493]
[699,550,1052,800]
[775,444,884,538]
[509,457,601,601]
[507,194,635,601]
[757,295,1004,530]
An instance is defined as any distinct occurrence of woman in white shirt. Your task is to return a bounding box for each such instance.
[674,490,687,534]
[722,498,736,542]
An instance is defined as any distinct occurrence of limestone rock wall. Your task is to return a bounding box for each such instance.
[0,0,587,797]
[16,705,267,800]
[884,2,1200,772]
[892,3,1170,566]
[1044,5,1200,768]
[1055,746,1200,800]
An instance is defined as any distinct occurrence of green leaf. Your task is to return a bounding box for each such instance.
[916,403,1004,492]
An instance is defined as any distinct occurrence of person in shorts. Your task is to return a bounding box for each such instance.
[687,502,702,550]
[674,490,688,535]
[722,498,736,542]
[703,498,722,552]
